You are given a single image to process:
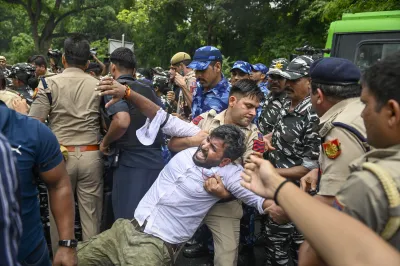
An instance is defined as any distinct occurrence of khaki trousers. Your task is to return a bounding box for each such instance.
[204,200,243,266]
[50,149,103,255]
[77,219,172,266]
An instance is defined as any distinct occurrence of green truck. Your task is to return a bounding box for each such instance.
[325,10,400,71]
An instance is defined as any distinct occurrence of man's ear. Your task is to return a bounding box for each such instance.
[219,158,232,167]
[386,99,400,128]
[215,61,222,73]
[228,95,237,107]
[316,88,324,104]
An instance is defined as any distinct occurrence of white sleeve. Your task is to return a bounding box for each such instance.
[137,108,201,146]
[223,168,265,214]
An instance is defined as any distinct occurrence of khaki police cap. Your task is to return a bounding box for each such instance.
[170,52,191,65]
[0,56,6,61]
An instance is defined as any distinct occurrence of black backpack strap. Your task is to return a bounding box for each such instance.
[40,77,52,105]
[331,122,371,152]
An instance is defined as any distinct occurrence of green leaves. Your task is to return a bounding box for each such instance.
[0,0,399,67]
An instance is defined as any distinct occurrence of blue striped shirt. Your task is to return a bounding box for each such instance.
[0,133,22,266]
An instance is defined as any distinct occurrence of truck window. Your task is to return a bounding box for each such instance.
[331,31,400,62]
[355,41,400,72]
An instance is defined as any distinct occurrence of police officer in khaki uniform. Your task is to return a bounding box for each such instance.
[29,36,103,255]
[168,79,265,266]
[300,57,369,205]
[335,53,400,249]
[168,52,196,119]
[298,57,372,265]
[299,52,400,266]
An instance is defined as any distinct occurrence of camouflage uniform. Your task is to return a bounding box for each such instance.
[264,56,319,265]
[257,58,290,134]
[191,77,230,119]
[258,81,269,96]
[258,92,288,135]
[264,96,320,265]
[268,96,320,169]
[188,46,231,119]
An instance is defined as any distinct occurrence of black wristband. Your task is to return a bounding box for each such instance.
[273,180,290,206]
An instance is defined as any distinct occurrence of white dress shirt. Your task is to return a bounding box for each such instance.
[134,109,265,244]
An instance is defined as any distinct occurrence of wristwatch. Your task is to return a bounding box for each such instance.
[58,239,78,248]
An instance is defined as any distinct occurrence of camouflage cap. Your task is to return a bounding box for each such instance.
[170,52,191,65]
[152,67,165,75]
[231,61,252,74]
[251,63,268,74]
[267,58,290,79]
[9,63,36,79]
[187,46,223,71]
[153,74,169,87]
[0,56,6,61]
[283,56,314,80]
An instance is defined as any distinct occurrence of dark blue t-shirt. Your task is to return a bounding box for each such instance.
[104,75,165,169]
[0,101,63,260]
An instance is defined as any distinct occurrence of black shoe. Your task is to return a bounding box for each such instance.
[182,242,209,258]
[185,236,199,246]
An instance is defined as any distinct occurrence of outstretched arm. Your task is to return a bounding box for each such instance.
[240,156,400,266]
[96,77,201,143]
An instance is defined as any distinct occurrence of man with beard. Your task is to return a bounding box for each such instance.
[167,52,196,120]
[169,79,265,266]
[263,55,321,266]
[258,58,289,135]
[76,78,271,265]
[190,46,230,118]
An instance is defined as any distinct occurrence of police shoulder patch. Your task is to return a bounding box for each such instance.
[252,139,265,153]
[192,115,204,125]
[322,138,341,159]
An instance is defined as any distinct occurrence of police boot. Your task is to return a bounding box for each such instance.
[182,241,209,258]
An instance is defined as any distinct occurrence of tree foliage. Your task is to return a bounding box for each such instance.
[0,0,398,68]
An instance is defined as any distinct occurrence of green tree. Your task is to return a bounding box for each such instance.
[0,0,108,54]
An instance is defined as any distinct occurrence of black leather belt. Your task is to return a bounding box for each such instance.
[131,219,181,263]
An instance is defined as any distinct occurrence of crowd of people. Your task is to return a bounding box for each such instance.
[0,35,399,266]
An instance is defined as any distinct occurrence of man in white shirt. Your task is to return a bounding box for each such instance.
[76,78,272,265]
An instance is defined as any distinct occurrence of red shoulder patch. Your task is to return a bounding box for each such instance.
[252,139,265,153]
[192,116,204,125]
[322,139,341,159]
